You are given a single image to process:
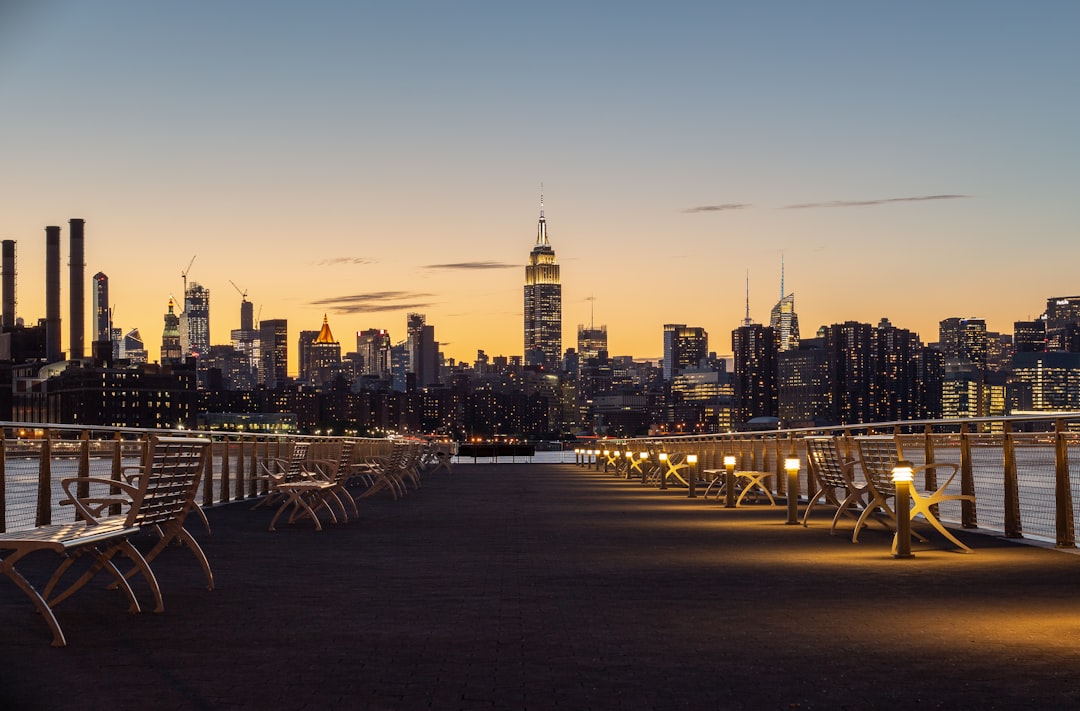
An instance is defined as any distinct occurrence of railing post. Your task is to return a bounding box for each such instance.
[916,424,938,521]
[202,435,214,508]
[234,437,246,501]
[219,436,231,504]
[109,431,124,517]
[73,430,92,522]
[1054,419,1075,548]
[36,431,52,527]
[0,432,7,533]
[954,424,977,528]
[1001,422,1023,538]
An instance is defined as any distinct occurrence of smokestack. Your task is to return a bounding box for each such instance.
[2,239,15,330]
[69,218,85,360]
[45,225,62,362]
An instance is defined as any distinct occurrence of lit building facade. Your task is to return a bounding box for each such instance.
[258,319,288,388]
[523,193,562,368]
[577,324,607,362]
[357,328,391,377]
[307,315,342,387]
[161,299,182,364]
[731,323,778,425]
[769,293,800,352]
[182,281,210,359]
[663,324,708,381]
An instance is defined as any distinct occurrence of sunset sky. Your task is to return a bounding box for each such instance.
[1,1,1077,373]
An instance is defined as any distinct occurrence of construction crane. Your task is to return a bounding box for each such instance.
[229,280,249,302]
[181,255,196,296]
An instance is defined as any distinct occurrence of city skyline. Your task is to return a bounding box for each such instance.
[1,2,1077,371]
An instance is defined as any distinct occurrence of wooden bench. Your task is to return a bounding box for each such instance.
[0,435,211,646]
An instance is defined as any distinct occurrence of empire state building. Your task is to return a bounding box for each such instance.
[523,191,562,367]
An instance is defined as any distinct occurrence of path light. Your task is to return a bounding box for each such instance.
[892,460,915,559]
[687,454,699,498]
[785,457,801,525]
[723,455,737,508]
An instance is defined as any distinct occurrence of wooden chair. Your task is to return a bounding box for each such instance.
[307,439,359,522]
[1,436,211,646]
[254,441,339,531]
[802,436,871,532]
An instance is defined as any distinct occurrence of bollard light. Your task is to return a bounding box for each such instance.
[723,455,737,508]
[687,454,699,498]
[784,457,801,525]
[892,460,915,559]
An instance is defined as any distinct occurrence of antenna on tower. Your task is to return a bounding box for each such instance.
[743,270,752,326]
[536,183,548,245]
[780,253,785,301]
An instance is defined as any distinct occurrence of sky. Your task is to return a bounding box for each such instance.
[1,1,1078,373]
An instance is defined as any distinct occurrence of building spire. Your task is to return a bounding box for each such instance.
[743,270,753,326]
[780,253,785,301]
[536,183,548,246]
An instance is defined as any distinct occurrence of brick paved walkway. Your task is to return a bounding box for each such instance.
[3,462,1080,710]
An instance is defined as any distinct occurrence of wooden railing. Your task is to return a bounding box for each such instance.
[577,414,1080,548]
[0,422,395,533]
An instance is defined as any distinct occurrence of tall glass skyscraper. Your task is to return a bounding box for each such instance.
[92,272,110,343]
[182,281,210,359]
[523,191,562,368]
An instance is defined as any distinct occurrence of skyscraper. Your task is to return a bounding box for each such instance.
[663,324,708,381]
[769,260,800,352]
[259,319,288,388]
[92,272,110,343]
[731,323,778,424]
[523,190,562,368]
[182,281,210,359]
[306,315,342,387]
[357,328,391,377]
[407,312,438,387]
[577,324,608,362]
[769,294,799,352]
[161,298,182,363]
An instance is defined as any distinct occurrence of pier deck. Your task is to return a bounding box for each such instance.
[3,462,1080,709]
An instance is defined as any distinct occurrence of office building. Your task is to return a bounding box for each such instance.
[769,293,800,353]
[407,312,438,387]
[663,324,708,381]
[306,313,339,384]
[259,319,288,388]
[161,299,182,364]
[577,324,607,363]
[939,317,988,372]
[181,281,210,359]
[523,192,562,368]
[92,272,110,343]
[731,323,778,425]
[357,328,391,378]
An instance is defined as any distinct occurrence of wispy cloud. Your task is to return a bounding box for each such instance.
[308,291,435,314]
[783,194,970,209]
[423,261,517,270]
[683,203,751,213]
[315,257,376,266]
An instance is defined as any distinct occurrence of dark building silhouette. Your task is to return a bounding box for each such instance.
[45,225,62,363]
[2,239,15,330]
[732,323,778,425]
[69,218,86,361]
